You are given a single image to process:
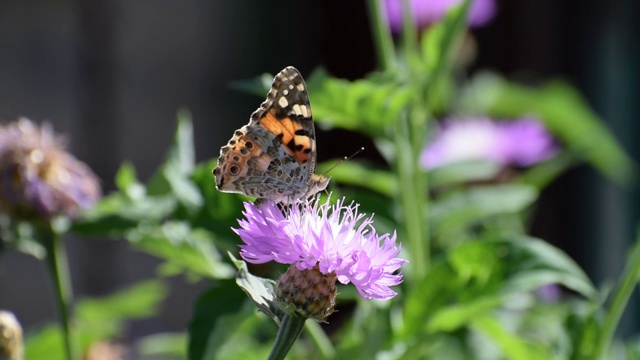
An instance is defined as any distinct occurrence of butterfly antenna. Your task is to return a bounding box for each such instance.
[323,147,365,176]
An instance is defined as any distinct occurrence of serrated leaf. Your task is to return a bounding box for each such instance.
[230,254,285,323]
[127,222,234,279]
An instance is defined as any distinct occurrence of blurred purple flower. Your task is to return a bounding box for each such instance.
[421,117,558,169]
[235,197,406,301]
[0,118,101,219]
[534,284,561,303]
[383,0,496,33]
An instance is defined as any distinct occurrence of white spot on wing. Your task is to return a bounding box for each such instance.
[292,104,302,116]
[283,89,289,95]
[278,96,289,108]
[296,84,305,91]
[288,84,294,90]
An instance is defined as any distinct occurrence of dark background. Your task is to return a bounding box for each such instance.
[0,0,638,343]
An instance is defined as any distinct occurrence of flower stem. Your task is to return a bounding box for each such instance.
[366,0,397,71]
[44,227,76,360]
[267,313,306,360]
[394,111,428,279]
[593,227,640,359]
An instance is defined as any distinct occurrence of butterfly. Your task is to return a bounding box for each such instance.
[213,66,330,204]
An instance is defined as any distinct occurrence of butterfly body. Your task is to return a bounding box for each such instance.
[213,67,329,203]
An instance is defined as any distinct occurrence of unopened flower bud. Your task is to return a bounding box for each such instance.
[276,264,337,321]
[0,311,23,360]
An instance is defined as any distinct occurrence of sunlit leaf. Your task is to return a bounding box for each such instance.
[231,254,285,323]
[127,221,234,279]
[470,315,551,360]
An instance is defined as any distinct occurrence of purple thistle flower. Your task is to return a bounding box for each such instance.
[421,117,558,169]
[235,197,406,301]
[383,0,496,33]
[0,118,101,219]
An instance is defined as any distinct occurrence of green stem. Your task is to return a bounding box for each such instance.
[366,0,397,71]
[401,0,420,73]
[593,227,640,359]
[44,227,76,360]
[395,112,428,279]
[268,313,306,360]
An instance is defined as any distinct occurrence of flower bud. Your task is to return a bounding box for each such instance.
[276,264,337,321]
[0,311,23,360]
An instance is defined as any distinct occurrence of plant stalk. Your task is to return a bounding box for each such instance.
[44,229,76,360]
[267,313,306,360]
[593,228,640,359]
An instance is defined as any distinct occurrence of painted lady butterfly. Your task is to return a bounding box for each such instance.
[213,66,330,203]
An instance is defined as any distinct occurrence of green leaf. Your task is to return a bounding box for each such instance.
[428,160,502,188]
[231,254,285,322]
[189,159,246,249]
[427,296,503,332]
[0,215,46,259]
[499,236,597,299]
[430,184,538,240]
[316,160,396,197]
[127,221,234,279]
[72,193,176,236]
[187,281,247,360]
[470,315,551,360]
[459,72,637,185]
[75,280,168,325]
[147,111,203,213]
[136,332,186,359]
[305,68,412,138]
[421,0,470,110]
[25,280,167,358]
[114,161,144,201]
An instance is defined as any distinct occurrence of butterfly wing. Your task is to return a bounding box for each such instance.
[213,67,326,202]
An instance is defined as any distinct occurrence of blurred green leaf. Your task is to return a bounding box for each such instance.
[136,332,186,359]
[25,280,167,358]
[316,160,396,198]
[459,72,637,185]
[421,1,470,111]
[147,112,203,213]
[428,160,502,188]
[189,159,245,249]
[427,296,503,332]
[430,184,538,241]
[72,193,176,236]
[114,161,145,201]
[127,221,234,279]
[470,315,550,360]
[76,280,167,326]
[306,68,412,138]
[499,237,597,299]
[0,215,46,259]
[187,280,247,360]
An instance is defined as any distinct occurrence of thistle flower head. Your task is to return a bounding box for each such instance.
[0,118,101,220]
[235,197,406,303]
[383,0,496,33]
[421,117,558,169]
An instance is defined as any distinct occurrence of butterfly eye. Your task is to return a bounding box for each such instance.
[229,165,240,175]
